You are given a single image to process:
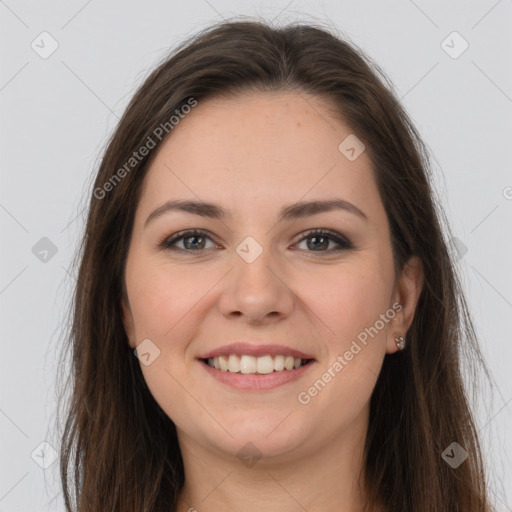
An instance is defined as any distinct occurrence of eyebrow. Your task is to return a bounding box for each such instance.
[144,198,368,228]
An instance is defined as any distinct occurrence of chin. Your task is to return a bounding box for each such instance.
[191,416,310,462]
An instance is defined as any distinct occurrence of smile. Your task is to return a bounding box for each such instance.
[203,354,313,374]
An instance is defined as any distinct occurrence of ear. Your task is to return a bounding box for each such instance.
[121,290,137,349]
[386,255,424,354]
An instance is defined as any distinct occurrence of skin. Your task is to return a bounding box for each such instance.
[121,91,423,511]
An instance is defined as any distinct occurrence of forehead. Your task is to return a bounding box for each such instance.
[137,91,383,225]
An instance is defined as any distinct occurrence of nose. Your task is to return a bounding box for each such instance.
[217,242,295,325]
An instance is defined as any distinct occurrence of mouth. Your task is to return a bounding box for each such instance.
[196,342,317,389]
[200,354,314,374]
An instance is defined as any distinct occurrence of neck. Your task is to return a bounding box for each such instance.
[175,407,373,512]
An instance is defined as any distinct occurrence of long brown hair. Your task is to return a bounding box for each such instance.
[56,18,494,511]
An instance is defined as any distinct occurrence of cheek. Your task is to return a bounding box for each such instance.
[126,255,215,342]
[295,261,393,347]
[126,259,215,427]
[292,260,393,421]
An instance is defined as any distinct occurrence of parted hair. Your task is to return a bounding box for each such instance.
[57,18,493,512]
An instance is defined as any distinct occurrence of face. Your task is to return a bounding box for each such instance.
[121,91,422,463]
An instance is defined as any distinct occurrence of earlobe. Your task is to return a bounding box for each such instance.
[394,335,406,350]
[386,255,424,354]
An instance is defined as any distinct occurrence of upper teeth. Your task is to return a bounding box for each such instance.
[206,354,306,374]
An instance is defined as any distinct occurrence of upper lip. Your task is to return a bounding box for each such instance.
[197,342,316,360]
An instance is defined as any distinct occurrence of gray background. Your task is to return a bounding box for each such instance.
[1,0,511,510]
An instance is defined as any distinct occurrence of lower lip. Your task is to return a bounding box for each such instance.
[198,360,316,390]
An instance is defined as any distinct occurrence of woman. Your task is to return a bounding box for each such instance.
[58,19,494,511]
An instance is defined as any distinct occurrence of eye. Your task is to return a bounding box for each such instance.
[159,228,353,254]
[159,229,219,251]
[293,229,353,253]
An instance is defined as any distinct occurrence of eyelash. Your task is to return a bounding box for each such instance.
[158,228,353,254]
